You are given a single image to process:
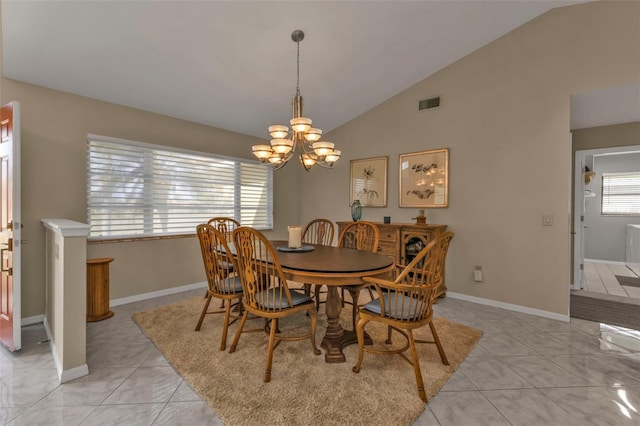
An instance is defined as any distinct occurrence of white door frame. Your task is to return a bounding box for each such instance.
[573,144,640,290]
[573,149,586,290]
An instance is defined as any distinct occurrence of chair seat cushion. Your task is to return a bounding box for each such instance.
[218,275,243,294]
[363,292,425,320]
[257,288,311,309]
[220,261,235,272]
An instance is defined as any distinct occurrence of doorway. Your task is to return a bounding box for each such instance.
[570,84,640,329]
[572,146,640,330]
[573,146,640,292]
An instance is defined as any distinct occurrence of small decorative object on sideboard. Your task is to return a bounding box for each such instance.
[413,209,426,225]
[350,199,362,221]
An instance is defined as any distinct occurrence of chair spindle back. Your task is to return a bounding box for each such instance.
[207,217,241,241]
[371,239,439,323]
[196,224,239,295]
[233,226,296,313]
[337,221,379,253]
[302,219,335,246]
[428,231,454,290]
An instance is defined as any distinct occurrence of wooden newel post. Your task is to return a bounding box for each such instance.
[86,257,115,322]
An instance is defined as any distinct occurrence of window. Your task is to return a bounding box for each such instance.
[87,135,273,239]
[601,172,640,216]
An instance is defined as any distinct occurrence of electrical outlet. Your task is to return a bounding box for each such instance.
[474,266,483,282]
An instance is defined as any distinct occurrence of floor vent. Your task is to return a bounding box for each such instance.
[419,96,440,111]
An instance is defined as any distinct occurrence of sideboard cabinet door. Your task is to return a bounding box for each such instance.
[400,224,448,299]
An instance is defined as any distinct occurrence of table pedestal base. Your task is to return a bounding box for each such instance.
[320,286,372,363]
[321,330,372,363]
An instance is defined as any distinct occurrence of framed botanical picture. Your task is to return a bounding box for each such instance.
[350,156,388,207]
[399,148,449,208]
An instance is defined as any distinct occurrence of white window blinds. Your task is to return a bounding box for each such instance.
[601,172,640,216]
[87,136,273,239]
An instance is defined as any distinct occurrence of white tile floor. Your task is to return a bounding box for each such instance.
[2,288,640,425]
[584,261,640,300]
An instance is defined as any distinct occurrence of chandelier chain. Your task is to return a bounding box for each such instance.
[296,38,301,96]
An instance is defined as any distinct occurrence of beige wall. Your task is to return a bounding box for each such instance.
[573,122,640,152]
[301,1,640,315]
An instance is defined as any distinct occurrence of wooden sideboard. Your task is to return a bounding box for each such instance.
[337,221,448,298]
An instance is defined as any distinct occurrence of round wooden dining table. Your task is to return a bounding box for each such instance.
[271,240,394,363]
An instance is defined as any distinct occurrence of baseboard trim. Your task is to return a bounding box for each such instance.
[42,316,52,345]
[110,281,208,307]
[20,283,209,324]
[446,292,569,322]
[59,364,90,383]
[22,314,44,326]
[585,259,627,266]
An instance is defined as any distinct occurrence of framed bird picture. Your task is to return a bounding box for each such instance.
[350,156,388,207]
[399,148,449,208]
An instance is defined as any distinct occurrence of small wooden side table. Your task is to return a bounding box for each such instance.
[86,257,114,322]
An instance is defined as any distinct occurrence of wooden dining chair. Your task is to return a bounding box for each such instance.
[429,231,454,302]
[337,221,379,331]
[229,226,321,382]
[301,218,335,310]
[207,217,241,241]
[204,217,241,295]
[303,218,335,246]
[195,224,244,351]
[352,236,450,403]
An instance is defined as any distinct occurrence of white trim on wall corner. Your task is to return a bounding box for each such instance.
[446,292,570,322]
[110,281,208,307]
[43,314,89,383]
[60,364,90,383]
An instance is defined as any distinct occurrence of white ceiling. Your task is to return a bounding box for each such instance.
[5,0,625,140]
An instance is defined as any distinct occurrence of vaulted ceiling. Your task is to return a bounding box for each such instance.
[6,0,626,139]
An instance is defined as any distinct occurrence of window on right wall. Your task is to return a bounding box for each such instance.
[601,171,640,216]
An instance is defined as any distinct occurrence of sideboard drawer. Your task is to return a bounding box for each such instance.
[377,225,398,242]
[377,240,396,257]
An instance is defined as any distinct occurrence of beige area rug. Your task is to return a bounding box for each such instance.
[133,296,482,426]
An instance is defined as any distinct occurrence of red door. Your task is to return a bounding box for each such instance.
[0,102,21,351]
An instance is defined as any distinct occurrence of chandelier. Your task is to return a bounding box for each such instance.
[252,30,341,171]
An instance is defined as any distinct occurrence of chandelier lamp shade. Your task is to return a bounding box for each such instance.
[251,30,341,171]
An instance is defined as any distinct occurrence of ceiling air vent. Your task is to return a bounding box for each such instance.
[418,96,440,111]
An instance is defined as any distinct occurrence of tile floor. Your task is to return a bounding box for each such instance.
[584,261,640,300]
[1,288,640,425]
